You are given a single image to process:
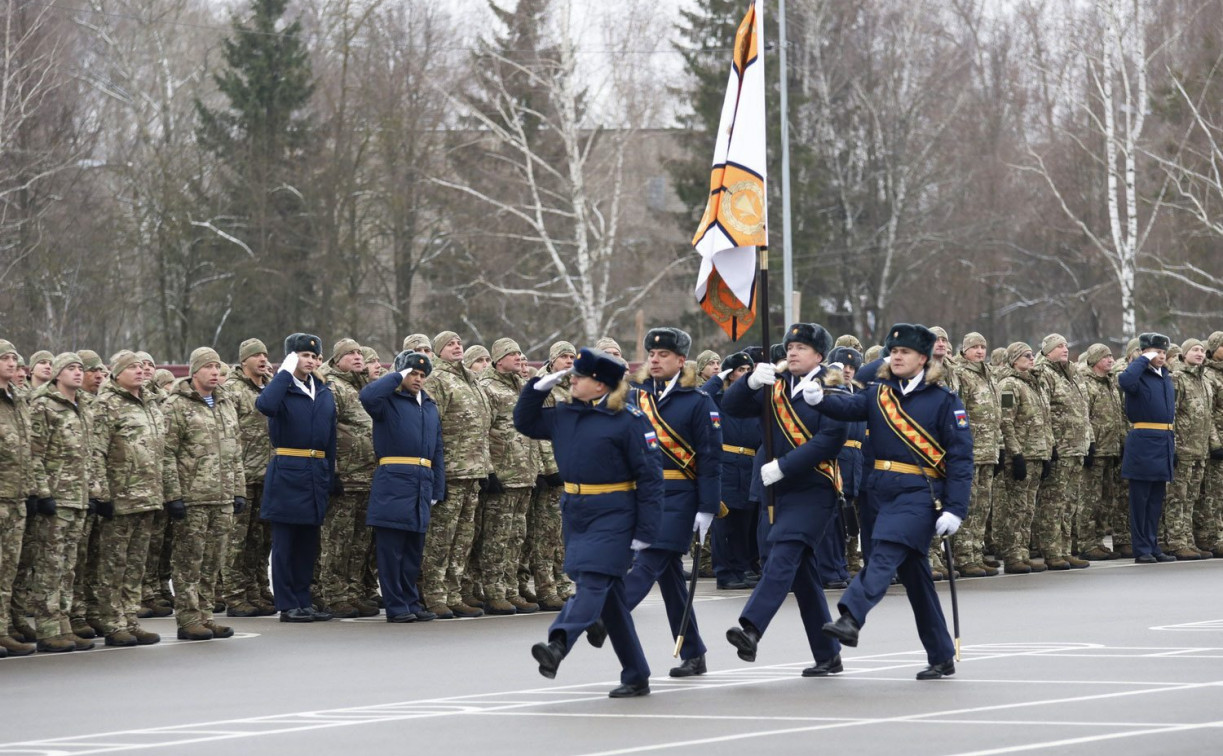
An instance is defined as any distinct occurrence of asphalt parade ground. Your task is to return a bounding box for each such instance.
[1,557,1221,756]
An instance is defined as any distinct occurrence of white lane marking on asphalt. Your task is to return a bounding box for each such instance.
[1151,619,1223,631]
[945,719,1223,756]
[476,711,1206,729]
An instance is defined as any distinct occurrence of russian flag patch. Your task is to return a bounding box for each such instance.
[954,409,968,429]
[644,431,659,450]
[710,410,721,428]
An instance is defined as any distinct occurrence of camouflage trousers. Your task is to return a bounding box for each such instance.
[689,532,714,575]
[171,505,233,628]
[1202,460,1223,550]
[30,507,89,640]
[464,492,490,603]
[70,514,98,623]
[0,500,25,634]
[9,514,37,622]
[142,510,174,603]
[478,487,532,601]
[315,489,368,607]
[347,496,375,602]
[1033,456,1084,560]
[421,478,481,608]
[1080,455,1128,551]
[1163,457,1206,552]
[996,458,1043,564]
[520,483,568,600]
[221,483,272,605]
[953,464,995,567]
[92,511,156,634]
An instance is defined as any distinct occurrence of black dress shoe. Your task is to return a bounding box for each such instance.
[413,609,438,622]
[726,624,761,662]
[531,640,566,679]
[1135,554,1157,564]
[387,612,416,623]
[669,655,707,677]
[716,579,751,590]
[823,580,849,590]
[916,659,955,680]
[608,680,650,698]
[279,608,314,623]
[822,612,860,647]
[802,654,843,677]
[308,607,334,622]
[1155,553,1176,563]
[586,619,607,648]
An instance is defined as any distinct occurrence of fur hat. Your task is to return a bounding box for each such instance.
[884,323,936,359]
[1006,342,1034,366]
[835,334,864,351]
[722,351,754,373]
[1041,333,1068,356]
[548,341,577,363]
[694,350,721,375]
[782,323,833,357]
[827,346,863,371]
[960,332,987,354]
[743,346,766,363]
[394,350,432,376]
[643,327,692,358]
[770,343,786,363]
[432,331,460,355]
[189,347,222,376]
[1138,333,1170,351]
[572,348,627,389]
[284,333,322,357]
[402,333,431,352]
[240,338,268,363]
[109,350,141,378]
[491,338,522,365]
[462,345,490,369]
[1082,343,1112,367]
[330,338,362,365]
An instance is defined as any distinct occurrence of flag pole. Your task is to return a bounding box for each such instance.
[758,246,776,523]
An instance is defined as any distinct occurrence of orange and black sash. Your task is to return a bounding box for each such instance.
[771,380,842,492]
[635,389,697,480]
[875,384,945,473]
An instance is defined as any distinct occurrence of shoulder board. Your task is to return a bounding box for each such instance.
[626,404,643,417]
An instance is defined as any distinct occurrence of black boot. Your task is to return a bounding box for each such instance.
[531,639,566,679]
[608,680,650,698]
[916,659,955,680]
[586,619,607,648]
[802,654,843,677]
[669,655,707,678]
[822,611,860,647]
[726,623,761,662]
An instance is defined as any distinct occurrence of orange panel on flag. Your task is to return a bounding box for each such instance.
[700,269,756,341]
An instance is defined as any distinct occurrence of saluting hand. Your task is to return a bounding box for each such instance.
[279,352,299,375]
[534,368,571,392]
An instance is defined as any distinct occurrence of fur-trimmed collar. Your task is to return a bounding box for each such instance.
[875,359,942,385]
[632,363,698,390]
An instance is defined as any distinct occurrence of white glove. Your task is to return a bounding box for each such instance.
[799,378,824,406]
[761,459,784,486]
[535,368,571,392]
[630,539,650,551]
[279,352,299,375]
[400,368,412,378]
[1141,350,1160,361]
[935,512,962,536]
[747,362,776,389]
[693,512,714,541]
[717,368,733,381]
[430,500,437,506]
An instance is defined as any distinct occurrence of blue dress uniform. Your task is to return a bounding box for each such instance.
[816,385,865,586]
[812,326,972,672]
[514,349,662,692]
[1118,335,1176,561]
[854,358,886,564]
[256,334,338,616]
[722,324,848,669]
[624,354,722,670]
[701,362,761,588]
[359,357,446,620]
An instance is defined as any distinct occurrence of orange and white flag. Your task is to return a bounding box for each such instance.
[692,0,767,341]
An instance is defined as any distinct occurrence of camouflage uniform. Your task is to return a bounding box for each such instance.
[71,389,101,632]
[0,373,33,643]
[996,364,1054,567]
[421,353,493,611]
[927,353,960,575]
[1203,337,1223,554]
[1166,360,1219,555]
[479,364,542,607]
[27,380,92,641]
[319,365,375,612]
[88,377,165,636]
[141,378,176,609]
[162,378,245,629]
[951,354,1003,570]
[1082,362,1128,556]
[223,369,274,609]
[522,371,571,602]
[1032,355,1094,563]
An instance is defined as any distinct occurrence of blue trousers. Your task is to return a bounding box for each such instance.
[270,523,319,612]
[741,540,841,663]
[623,548,707,660]
[858,489,878,565]
[815,507,850,584]
[839,539,954,665]
[713,507,753,583]
[549,571,650,686]
[1129,480,1167,558]
[374,527,425,617]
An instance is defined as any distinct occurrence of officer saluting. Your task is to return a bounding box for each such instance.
[804,324,973,680]
[514,348,662,698]
[256,334,339,623]
[1119,333,1177,563]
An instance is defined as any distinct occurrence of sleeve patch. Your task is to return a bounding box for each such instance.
[709,410,721,429]
[644,430,659,450]
[1001,391,1014,409]
[954,409,969,429]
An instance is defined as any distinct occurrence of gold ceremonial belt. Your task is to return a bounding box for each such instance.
[844,440,863,449]
[379,457,432,468]
[1133,422,1174,431]
[663,470,695,481]
[274,448,326,459]
[875,459,943,478]
[722,444,757,456]
[563,481,636,495]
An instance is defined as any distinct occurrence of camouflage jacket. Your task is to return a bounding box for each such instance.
[90,380,165,515]
[534,369,570,476]
[1172,365,1221,459]
[1084,370,1125,457]
[952,358,1003,464]
[1205,360,1223,445]
[1034,357,1093,455]
[28,384,92,508]
[931,357,961,395]
[162,378,245,507]
[324,367,376,489]
[423,357,493,480]
[480,368,542,487]
[0,386,32,501]
[225,371,271,485]
[997,367,1054,460]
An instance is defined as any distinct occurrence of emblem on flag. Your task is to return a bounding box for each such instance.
[954,409,968,429]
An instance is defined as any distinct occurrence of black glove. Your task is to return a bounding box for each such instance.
[1211,448,1223,461]
[1011,454,1027,481]
[535,473,547,489]
[36,497,57,516]
[87,498,97,515]
[485,473,505,494]
[1041,460,1051,480]
[1050,445,1059,463]
[330,476,345,496]
[1173,453,1179,469]
[233,496,247,515]
[545,472,563,488]
[25,495,37,517]
[994,449,1005,477]
[841,497,860,538]
[94,500,115,520]
[164,499,186,521]
[1084,442,1096,469]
